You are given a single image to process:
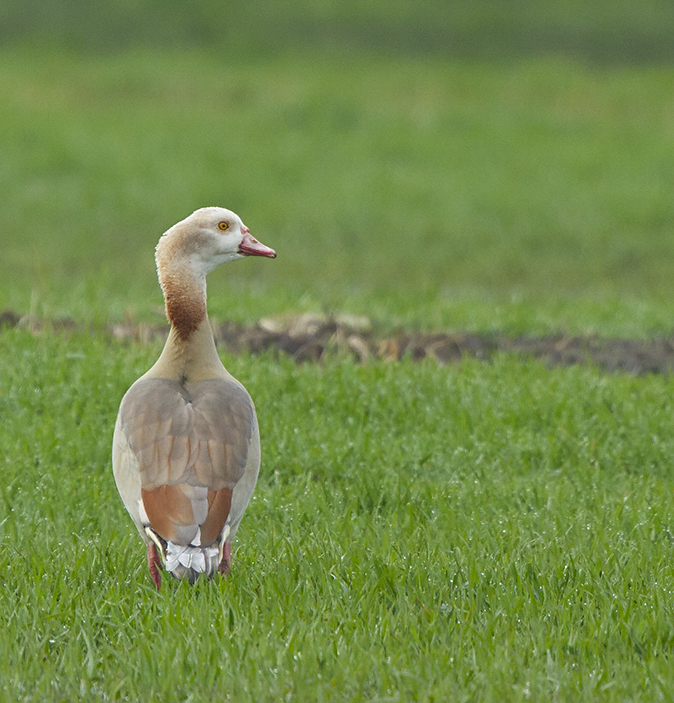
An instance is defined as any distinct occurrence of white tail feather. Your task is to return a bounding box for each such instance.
[165,542,220,580]
[145,524,230,583]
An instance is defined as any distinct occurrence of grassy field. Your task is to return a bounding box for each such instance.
[4,0,674,62]
[2,2,674,701]
[2,48,674,335]
[1,330,674,701]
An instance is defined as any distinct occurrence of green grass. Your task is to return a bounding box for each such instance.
[2,48,674,335]
[2,329,674,701]
[3,5,674,700]
[4,0,674,62]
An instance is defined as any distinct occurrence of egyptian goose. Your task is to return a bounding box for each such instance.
[112,207,276,589]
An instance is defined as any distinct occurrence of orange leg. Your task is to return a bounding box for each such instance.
[218,542,232,576]
[147,542,163,591]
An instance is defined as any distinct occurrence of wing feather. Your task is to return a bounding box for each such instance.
[114,376,257,546]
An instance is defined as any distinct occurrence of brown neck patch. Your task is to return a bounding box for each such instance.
[156,229,209,342]
[161,275,207,341]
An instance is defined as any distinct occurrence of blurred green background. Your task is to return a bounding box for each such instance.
[2,0,674,334]
[4,0,674,61]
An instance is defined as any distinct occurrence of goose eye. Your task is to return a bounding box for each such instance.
[218,221,229,231]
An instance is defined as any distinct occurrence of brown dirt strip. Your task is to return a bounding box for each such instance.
[2,309,674,375]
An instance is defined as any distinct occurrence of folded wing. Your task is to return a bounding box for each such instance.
[113,376,257,548]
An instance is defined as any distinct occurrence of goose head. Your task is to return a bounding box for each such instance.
[156,206,276,278]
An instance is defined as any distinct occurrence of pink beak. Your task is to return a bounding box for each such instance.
[238,230,276,258]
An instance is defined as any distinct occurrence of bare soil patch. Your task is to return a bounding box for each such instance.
[3,309,674,375]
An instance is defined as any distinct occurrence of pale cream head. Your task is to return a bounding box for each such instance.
[156,207,276,279]
[154,207,276,340]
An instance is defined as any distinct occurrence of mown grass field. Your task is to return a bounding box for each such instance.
[2,2,674,700]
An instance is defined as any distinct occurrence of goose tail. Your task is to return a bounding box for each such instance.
[145,526,230,584]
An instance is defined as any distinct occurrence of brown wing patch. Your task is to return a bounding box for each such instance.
[200,488,233,544]
[142,485,195,542]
